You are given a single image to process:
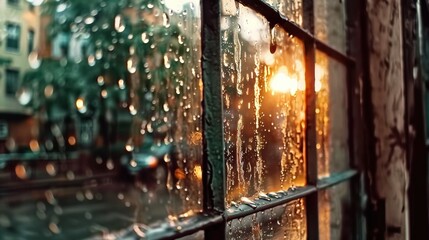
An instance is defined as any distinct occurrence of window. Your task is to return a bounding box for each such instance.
[5,69,19,95]
[0,0,362,239]
[6,23,20,51]
[7,0,19,6]
[0,121,8,140]
[28,29,35,54]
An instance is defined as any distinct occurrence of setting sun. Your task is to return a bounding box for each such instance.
[270,66,298,95]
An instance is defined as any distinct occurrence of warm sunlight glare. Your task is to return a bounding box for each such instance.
[270,66,298,95]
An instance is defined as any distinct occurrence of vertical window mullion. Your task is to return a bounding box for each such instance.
[202,0,226,239]
[303,0,320,239]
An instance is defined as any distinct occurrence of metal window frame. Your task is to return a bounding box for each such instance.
[0,0,362,238]
[119,0,360,239]
[135,0,361,239]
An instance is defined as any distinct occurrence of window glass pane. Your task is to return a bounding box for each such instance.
[318,181,352,240]
[6,23,21,51]
[222,3,306,204]
[28,30,35,54]
[0,0,202,238]
[314,0,347,54]
[221,0,302,26]
[263,0,303,26]
[5,69,19,95]
[227,198,306,239]
[316,51,349,177]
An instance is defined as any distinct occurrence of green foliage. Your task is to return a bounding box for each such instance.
[21,0,189,124]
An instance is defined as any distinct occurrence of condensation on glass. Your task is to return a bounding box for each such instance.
[318,181,352,240]
[314,0,347,54]
[264,0,302,26]
[227,198,306,239]
[221,3,306,204]
[316,51,349,177]
[0,0,202,238]
[221,0,302,27]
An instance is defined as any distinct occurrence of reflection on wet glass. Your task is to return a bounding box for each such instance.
[222,3,306,204]
[263,0,302,26]
[314,0,347,53]
[315,52,349,177]
[227,199,306,239]
[0,0,202,238]
[318,181,352,240]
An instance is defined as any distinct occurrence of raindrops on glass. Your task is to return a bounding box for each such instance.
[28,51,41,69]
[114,15,125,32]
[17,87,32,105]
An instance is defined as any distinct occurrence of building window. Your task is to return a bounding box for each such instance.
[7,0,19,6]
[5,69,19,96]
[6,23,20,52]
[0,121,8,140]
[28,29,35,54]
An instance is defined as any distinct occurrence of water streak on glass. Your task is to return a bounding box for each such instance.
[315,51,349,177]
[0,0,202,238]
[318,181,352,240]
[227,199,307,239]
[314,0,347,53]
[263,0,303,26]
[222,3,306,204]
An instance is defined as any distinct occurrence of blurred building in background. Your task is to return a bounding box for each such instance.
[0,0,40,152]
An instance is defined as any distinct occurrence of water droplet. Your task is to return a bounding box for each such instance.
[161,155,170,164]
[15,164,29,179]
[90,9,98,16]
[28,52,41,69]
[141,32,149,43]
[49,222,60,234]
[258,192,271,201]
[76,192,85,201]
[97,76,105,86]
[114,15,125,32]
[75,97,87,113]
[267,192,280,198]
[129,105,137,115]
[56,3,67,13]
[240,197,257,209]
[106,158,115,170]
[85,212,92,219]
[118,79,126,89]
[270,27,277,54]
[125,138,134,152]
[101,89,108,98]
[147,3,154,9]
[163,12,170,27]
[88,55,96,66]
[29,139,40,152]
[66,171,75,180]
[127,57,137,73]
[178,35,184,45]
[117,193,124,200]
[175,179,184,190]
[75,16,83,24]
[85,190,93,200]
[84,17,95,25]
[163,55,171,69]
[46,163,57,176]
[45,190,56,204]
[44,85,54,98]
[95,49,103,60]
